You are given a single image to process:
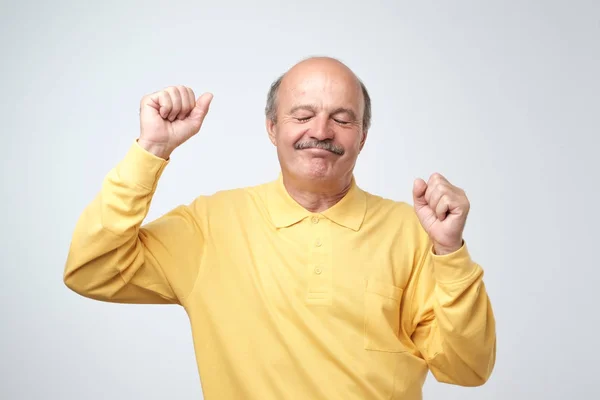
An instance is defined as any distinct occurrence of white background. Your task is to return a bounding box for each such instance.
[2,0,599,398]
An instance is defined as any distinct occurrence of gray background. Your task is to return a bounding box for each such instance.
[2,0,599,398]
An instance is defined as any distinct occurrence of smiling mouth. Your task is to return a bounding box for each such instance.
[300,147,341,157]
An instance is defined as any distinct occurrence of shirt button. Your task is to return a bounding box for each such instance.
[311,216,319,224]
[314,267,322,275]
[315,238,322,247]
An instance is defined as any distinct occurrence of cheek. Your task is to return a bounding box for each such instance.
[277,125,306,145]
[338,131,363,151]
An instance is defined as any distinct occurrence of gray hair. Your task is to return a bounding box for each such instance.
[264,73,372,133]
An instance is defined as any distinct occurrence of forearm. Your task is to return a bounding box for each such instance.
[63,186,152,301]
[63,141,171,302]
[412,244,497,386]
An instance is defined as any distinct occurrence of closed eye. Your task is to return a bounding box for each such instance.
[296,116,312,122]
[334,119,350,125]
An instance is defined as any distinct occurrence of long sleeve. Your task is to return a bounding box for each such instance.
[63,141,206,305]
[406,241,497,386]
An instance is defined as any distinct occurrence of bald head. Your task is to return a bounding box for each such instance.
[265,57,371,132]
[284,57,359,88]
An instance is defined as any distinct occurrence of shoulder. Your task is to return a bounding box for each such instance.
[360,187,428,238]
[186,180,272,215]
[361,188,417,220]
[210,180,271,203]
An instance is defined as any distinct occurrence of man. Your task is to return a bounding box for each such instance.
[64,57,496,399]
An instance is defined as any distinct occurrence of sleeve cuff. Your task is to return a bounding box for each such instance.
[430,241,481,284]
[116,140,169,191]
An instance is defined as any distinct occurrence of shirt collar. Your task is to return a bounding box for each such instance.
[266,173,367,231]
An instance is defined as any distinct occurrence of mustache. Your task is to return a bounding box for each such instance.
[294,140,345,155]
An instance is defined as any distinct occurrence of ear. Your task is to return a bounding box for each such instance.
[359,129,368,151]
[266,118,277,146]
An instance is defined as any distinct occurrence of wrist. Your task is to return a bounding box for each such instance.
[432,240,464,256]
[118,140,170,191]
[137,139,172,160]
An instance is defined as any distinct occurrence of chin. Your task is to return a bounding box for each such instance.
[297,162,334,181]
[280,154,339,182]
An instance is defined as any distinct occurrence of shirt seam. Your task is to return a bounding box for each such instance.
[407,243,430,330]
[177,204,208,306]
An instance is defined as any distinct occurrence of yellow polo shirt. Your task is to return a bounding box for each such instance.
[64,140,496,400]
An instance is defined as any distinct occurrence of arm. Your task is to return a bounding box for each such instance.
[407,241,496,386]
[64,85,213,305]
[63,140,206,305]
[407,172,496,385]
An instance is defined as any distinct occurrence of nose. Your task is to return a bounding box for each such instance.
[309,115,334,141]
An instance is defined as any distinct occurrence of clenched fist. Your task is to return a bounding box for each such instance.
[413,173,470,255]
[138,86,213,159]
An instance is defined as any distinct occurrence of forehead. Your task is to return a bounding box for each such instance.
[279,67,363,110]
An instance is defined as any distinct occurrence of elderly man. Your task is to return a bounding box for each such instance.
[64,57,496,399]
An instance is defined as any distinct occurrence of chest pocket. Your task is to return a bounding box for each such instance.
[364,279,406,353]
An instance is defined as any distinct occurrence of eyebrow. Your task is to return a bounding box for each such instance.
[289,104,358,120]
[330,107,357,121]
[289,104,318,114]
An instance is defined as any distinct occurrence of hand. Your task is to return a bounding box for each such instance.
[412,173,470,255]
[138,86,213,159]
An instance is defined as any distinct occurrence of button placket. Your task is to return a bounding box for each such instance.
[306,215,332,305]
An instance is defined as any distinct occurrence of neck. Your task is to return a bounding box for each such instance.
[282,173,353,213]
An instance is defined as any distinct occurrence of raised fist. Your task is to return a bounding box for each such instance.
[138,86,213,159]
[412,173,470,255]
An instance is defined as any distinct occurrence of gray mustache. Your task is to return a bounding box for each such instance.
[294,140,345,155]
